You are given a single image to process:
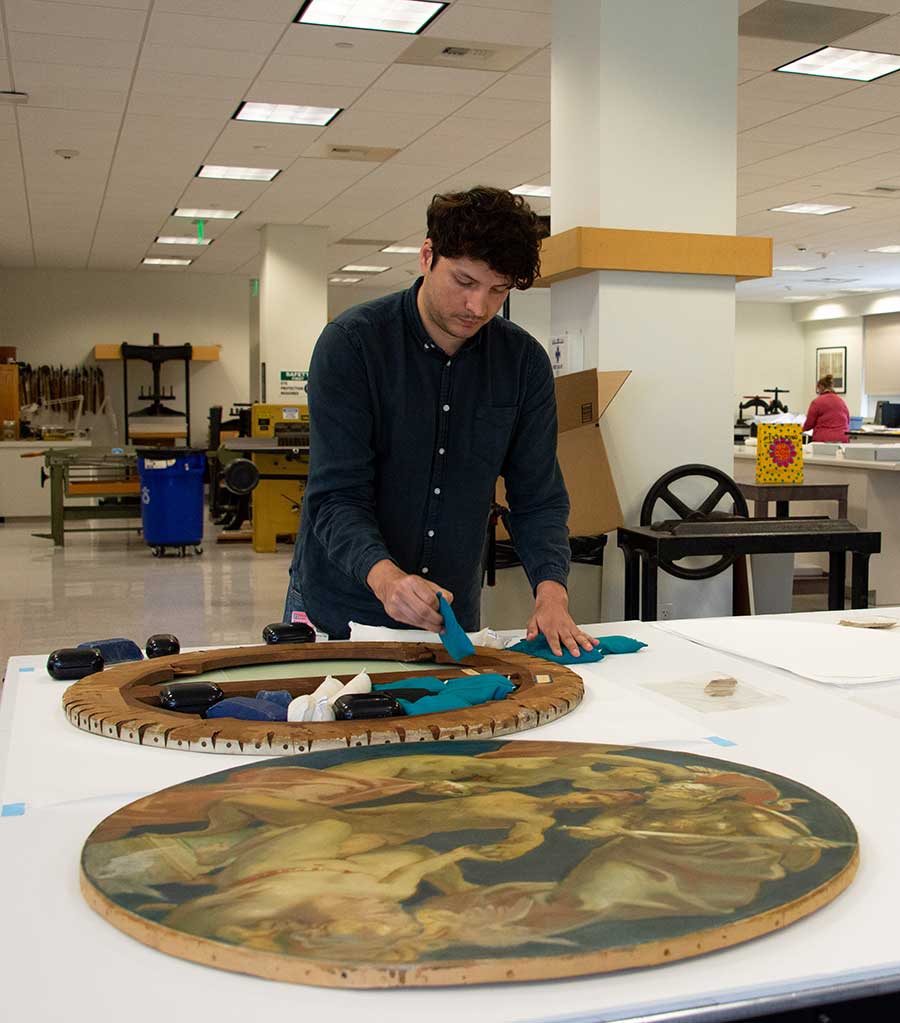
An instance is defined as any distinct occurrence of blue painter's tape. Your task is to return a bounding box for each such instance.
[1,803,26,817]
[705,735,737,747]
[19,667,34,673]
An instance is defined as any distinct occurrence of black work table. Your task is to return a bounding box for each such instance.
[617,519,881,621]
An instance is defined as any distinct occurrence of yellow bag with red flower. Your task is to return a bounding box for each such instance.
[756,423,804,483]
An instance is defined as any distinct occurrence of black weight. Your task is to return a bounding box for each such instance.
[262,622,316,645]
[145,634,181,659]
[332,693,405,720]
[158,682,224,715]
[640,463,749,581]
[47,647,104,681]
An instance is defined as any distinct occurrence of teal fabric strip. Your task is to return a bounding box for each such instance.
[438,592,475,660]
[377,673,514,716]
[507,634,646,665]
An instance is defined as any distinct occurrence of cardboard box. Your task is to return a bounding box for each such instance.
[497,368,631,538]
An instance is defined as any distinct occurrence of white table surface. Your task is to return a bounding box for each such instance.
[3,610,900,1022]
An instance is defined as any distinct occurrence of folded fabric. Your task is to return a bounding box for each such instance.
[207,696,288,721]
[438,592,475,660]
[377,673,514,715]
[256,689,293,708]
[507,634,646,665]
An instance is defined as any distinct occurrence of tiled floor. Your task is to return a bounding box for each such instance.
[0,514,294,671]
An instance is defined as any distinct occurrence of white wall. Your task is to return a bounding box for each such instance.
[801,317,864,417]
[734,302,805,415]
[0,269,250,445]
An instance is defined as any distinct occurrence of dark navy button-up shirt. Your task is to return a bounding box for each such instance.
[290,279,570,639]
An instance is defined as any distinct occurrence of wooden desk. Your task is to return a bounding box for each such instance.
[738,481,848,520]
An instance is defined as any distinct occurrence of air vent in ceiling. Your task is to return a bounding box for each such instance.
[337,238,394,247]
[397,36,536,72]
[305,142,400,162]
[739,1,886,43]
[834,187,900,198]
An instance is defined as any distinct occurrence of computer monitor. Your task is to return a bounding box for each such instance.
[881,402,900,429]
[874,400,886,425]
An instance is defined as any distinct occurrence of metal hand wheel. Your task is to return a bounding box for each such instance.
[640,463,749,580]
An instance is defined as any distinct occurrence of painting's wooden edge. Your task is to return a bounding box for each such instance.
[80,844,858,989]
[534,227,772,286]
[62,643,584,755]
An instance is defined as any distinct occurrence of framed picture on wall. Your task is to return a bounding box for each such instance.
[815,346,847,393]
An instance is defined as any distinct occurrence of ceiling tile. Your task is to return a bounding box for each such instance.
[738,36,822,71]
[460,0,551,11]
[205,120,326,163]
[455,95,548,124]
[8,31,140,68]
[4,0,147,41]
[146,12,284,52]
[12,60,133,92]
[126,92,237,120]
[139,43,268,80]
[479,73,549,103]
[132,68,249,101]
[176,178,278,208]
[247,79,363,108]
[738,97,810,129]
[376,63,502,95]
[154,0,298,20]
[738,70,863,104]
[317,108,446,149]
[276,23,414,63]
[835,12,900,50]
[827,83,900,112]
[429,3,551,48]
[512,47,549,77]
[351,87,469,117]
[0,61,10,90]
[771,103,894,130]
[740,119,845,144]
[259,53,387,88]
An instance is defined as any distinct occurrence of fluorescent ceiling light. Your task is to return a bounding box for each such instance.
[381,244,420,254]
[784,295,817,301]
[777,46,900,82]
[295,0,446,34]
[341,263,389,273]
[198,164,280,182]
[330,276,363,284]
[511,183,551,198]
[867,245,900,253]
[769,203,852,215]
[234,101,340,126]
[174,207,240,219]
[156,236,212,246]
[773,264,824,272]
[143,257,192,266]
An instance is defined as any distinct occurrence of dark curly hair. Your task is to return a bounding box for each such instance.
[426,186,542,290]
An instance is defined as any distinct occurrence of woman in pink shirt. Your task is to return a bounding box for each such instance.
[803,374,850,442]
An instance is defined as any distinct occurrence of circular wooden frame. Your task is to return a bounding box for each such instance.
[61,642,583,755]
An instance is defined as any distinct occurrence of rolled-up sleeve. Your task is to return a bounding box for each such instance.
[500,343,571,592]
[304,322,394,586]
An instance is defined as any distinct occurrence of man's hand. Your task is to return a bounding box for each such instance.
[525,580,599,658]
[366,560,453,632]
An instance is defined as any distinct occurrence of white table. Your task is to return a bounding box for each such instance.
[3,611,900,1022]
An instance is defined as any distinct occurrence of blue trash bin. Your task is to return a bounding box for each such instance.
[136,448,206,557]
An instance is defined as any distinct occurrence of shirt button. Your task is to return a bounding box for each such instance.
[442,404,450,412]
[434,487,441,495]
[427,529,435,537]
[438,447,445,455]
[422,567,429,574]
[446,360,452,367]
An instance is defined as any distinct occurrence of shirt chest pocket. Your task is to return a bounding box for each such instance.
[472,405,518,471]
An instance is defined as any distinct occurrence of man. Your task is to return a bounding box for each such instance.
[284,186,595,657]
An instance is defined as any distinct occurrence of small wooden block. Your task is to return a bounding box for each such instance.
[839,618,898,629]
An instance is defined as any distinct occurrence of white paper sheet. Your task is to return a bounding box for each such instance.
[653,617,900,686]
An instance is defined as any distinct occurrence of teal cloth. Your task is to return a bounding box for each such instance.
[507,634,646,665]
[438,592,475,660]
[375,673,514,715]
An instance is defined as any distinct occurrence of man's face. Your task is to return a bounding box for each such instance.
[417,240,512,349]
